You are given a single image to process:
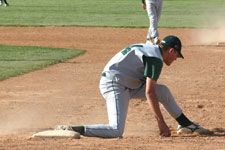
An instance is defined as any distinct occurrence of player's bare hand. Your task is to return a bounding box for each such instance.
[142,3,146,10]
[158,121,171,137]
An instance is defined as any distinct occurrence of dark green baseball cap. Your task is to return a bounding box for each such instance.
[160,35,184,59]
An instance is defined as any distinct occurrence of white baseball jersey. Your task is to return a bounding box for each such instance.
[102,44,163,89]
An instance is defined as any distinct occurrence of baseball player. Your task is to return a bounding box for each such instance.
[141,0,162,45]
[55,35,208,138]
[0,0,9,7]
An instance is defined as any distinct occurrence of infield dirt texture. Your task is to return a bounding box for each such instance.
[0,26,225,150]
[0,0,225,149]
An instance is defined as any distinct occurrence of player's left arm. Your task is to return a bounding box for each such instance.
[143,56,171,137]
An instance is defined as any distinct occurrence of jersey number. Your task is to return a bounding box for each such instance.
[121,45,143,55]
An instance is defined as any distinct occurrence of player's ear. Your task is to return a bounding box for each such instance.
[168,47,173,54]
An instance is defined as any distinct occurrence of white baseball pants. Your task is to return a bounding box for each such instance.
[146,0,163,39]
[84,77,182,138]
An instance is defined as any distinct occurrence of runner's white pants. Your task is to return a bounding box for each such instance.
[84,77,182,138]
[146,0,163,39]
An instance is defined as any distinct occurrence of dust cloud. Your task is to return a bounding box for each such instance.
[193,17,225,45]
[0,104,58,135]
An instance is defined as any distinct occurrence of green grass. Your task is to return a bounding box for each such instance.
[0,0,225,28]
[161,0,225,28]
[0,0,224,80]
[0,45,85,81]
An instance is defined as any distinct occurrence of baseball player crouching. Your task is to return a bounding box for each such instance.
[55,35,209,138]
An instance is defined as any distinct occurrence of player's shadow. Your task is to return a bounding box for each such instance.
[172,128,225,137]
[210,128,225,137]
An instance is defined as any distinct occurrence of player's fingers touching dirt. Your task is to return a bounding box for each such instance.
[158,121,171,137]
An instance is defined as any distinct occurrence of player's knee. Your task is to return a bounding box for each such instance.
[110,125,124,138]
[161,85,170,94]
[111,130,123,138]
[157,84,174,104]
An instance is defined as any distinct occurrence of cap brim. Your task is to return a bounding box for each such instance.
[178,52,184,59]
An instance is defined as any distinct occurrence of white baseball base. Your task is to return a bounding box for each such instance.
[32,130,80,139]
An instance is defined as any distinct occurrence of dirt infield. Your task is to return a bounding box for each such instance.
[0,27,225,149]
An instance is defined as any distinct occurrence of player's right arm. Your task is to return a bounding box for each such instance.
[143,56,171,137]
[145,78,171,137]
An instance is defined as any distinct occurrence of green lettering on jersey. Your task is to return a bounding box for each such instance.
[121,45,143,55]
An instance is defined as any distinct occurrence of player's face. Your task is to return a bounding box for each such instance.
[165,48,178,66]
